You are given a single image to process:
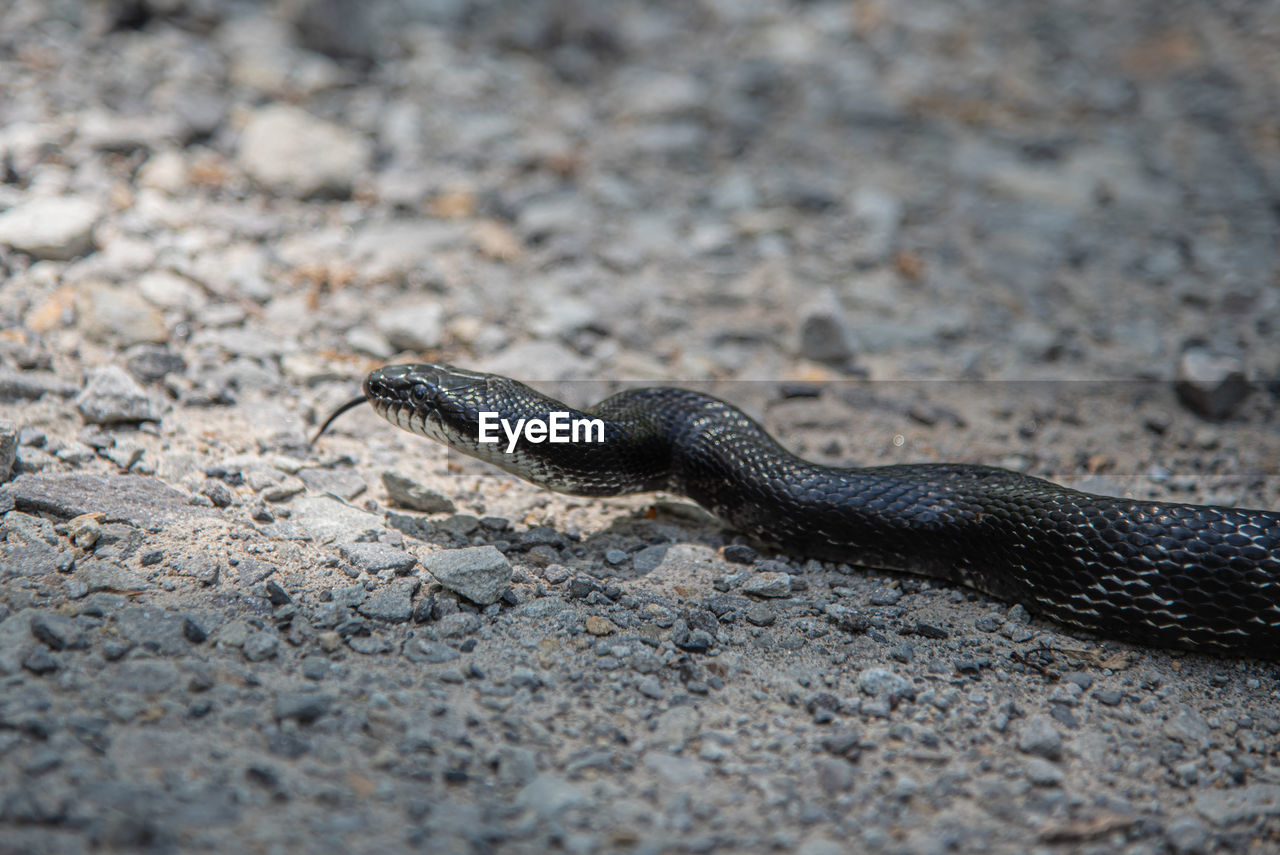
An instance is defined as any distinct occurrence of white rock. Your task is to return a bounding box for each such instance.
[136,150,189,194]
[374,300,443,351]
[238,104,371,198]
[0,196,100,260]
[81,282,168,346]
[137,270,206,312]
[348,220,455,286]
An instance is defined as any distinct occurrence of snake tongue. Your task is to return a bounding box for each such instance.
[311,395,369,445]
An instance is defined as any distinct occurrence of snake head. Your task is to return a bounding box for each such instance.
[363,362,494,448]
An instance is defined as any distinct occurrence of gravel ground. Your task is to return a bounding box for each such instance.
[2,1,1280,853]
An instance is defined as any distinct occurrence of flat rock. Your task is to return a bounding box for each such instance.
[381,472,457,514]
[338,542,418,574]
[0,368,80,400]
[1193,783,1280,826]
[115,606,194,655]
[81,283,168,347]
[742,571,792,598]
[297,467,367,500]
[2,473,216,524]
[238,104,370,198]
[515,773,590,819]
[110,659,180,695]
[270,495,384,543]
[0,195,100,260]
[403,639,460,664]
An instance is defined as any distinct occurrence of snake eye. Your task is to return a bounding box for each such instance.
[410,383,429,403]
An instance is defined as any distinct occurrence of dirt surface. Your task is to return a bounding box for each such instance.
[2,1,1279,853]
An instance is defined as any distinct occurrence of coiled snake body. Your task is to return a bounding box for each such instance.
[318,363,1280,657]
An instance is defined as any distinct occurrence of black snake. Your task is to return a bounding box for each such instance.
[317,363,1280,657]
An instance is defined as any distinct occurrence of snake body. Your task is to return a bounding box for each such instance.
[324,363,1280,657]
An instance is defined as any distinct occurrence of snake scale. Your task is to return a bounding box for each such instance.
[316,363,1280,658]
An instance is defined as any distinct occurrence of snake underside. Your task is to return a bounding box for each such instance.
[339,363,1280,657]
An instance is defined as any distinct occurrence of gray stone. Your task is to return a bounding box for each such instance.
[76,365,165,424]
[275,690,334,724]
[115,606,192,655]
[111,659,179,695]
[632,544,669,573]
[339,542,417,575]
[243,632,279,662]
[0,419,17,482]
[797,289,855,364]
[0,609,38,676]
[212,619,252,648]
[1166,816,1210,854]
[344,327,393,359]
[0,195,100,260]
[22,646,57,674]
[0,539,67,577]
[868,587,903,606]
[357,578,420,623]
[403,639,460,664]
[30,613,87,651]
[436,612,481,638]
[515,597,570,619]
[1023,756,1065,786]
[849,188,902,264]
[381,472,456,514]
[0,369,79,400]
[83,560,147,593]
[645,751,708,785]
[858,668,911,698]
[516,773,589,819]
[796,837,847,855]
[422,546,512,605]
[1175,348,1250,420]
[636,675,664,699]
[1017,715,1064,760]
[1193,783,1280,826]
[744,602,776,626]
[238,104,370,198]
[741,571,791,598]
[497,747,539,787]
[343,630,392,654]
